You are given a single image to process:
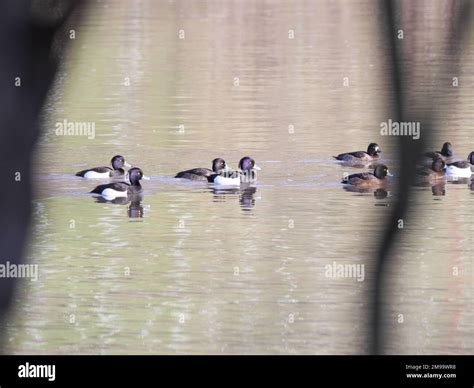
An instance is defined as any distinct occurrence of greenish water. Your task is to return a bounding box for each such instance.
[5,0,473,354]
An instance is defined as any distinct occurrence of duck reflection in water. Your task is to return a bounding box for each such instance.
[94,194,145,218]
[447,176,471,185]
[431,183,446,196]
[239,186,257,210]
[127,200,144,218]
[342,184,390,199]
[210,184,257,211]
[413,180,446,197]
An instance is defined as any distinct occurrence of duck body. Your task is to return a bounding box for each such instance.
[417,158,446,182]
[446,157,473,178]
[175,158,229,181]
[423,153,456,166]
[343,172,382,187]
[423,142,455,164]
[90,167,148,200]
[175,168,214,181]
[208,170,242,185]
[91,182,138,199]
[418,169,446,180]
[209,156,261,186]
[76,155,131,179]
[334,143,382,164]
[77,166,125,179]
[342,164,392,188]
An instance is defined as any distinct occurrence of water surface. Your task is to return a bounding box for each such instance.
[6,0,473,354]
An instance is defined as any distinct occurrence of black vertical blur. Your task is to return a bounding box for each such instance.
[371,0,473,354]
[0,0,84,352]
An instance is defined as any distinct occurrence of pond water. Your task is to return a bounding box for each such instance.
[5,0,472,354]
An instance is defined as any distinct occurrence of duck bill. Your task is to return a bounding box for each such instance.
[124,161,132,168]
[223,165,232,171]
[253,164,262,171]
[386,171,394,177]
[142,175,151,180]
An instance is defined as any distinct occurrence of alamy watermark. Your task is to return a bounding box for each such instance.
[324,261,365,282]
[18,362,55,382]
[0,261,38,282]
[380,119,420,140]
[55,119,95,139]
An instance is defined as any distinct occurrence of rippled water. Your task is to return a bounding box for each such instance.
[5,0,473,354]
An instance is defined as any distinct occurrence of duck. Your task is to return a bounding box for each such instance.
[446,152,473,178]
[209,156,261,185]
[90,167,149,200]
[342,164,392,187]
[423,142,454,163]
[237,156,261,184]
[175,158,230,181]
[76,155,131,178]
[417,158,446,181]
[334,143,382,163]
